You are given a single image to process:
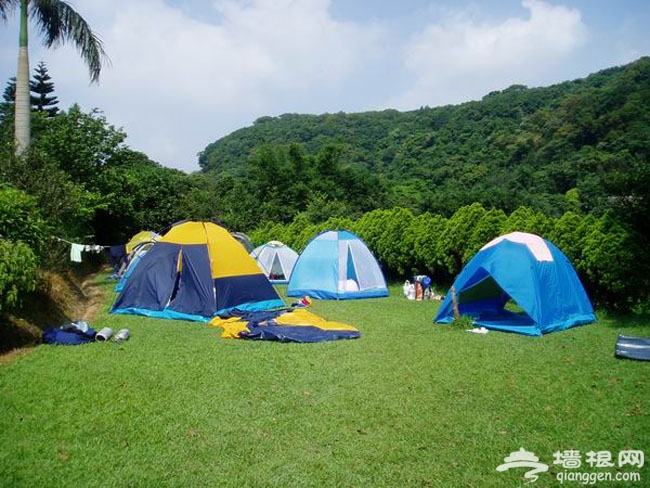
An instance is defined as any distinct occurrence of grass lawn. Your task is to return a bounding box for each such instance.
[1,275,649,487]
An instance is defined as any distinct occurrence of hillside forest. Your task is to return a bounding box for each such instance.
[1,57,649,317]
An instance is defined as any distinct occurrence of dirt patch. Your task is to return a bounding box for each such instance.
[0,268,108,356]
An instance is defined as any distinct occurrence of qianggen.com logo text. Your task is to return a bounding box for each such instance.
[557,471,641,485]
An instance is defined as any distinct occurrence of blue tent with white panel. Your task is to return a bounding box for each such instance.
[434,232,596,336]
[287,230,388,300]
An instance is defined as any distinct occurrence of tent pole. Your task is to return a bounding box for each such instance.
[451,286,460,319]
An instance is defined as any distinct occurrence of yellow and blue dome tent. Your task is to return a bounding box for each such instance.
[111,221,284,322]
[125,230,160,254]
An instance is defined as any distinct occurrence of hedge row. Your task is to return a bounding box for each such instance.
[250,204,649,311]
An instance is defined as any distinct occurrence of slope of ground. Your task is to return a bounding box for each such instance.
[0,268,107,359]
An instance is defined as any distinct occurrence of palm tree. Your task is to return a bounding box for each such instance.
[0,0,107,155]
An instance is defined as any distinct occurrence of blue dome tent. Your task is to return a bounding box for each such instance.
[434,232,596,336]
[287,230,388,300]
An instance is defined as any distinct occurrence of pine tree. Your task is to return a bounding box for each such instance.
[2,77,16,103]
[30,62,59,117]
[0,77,16,123]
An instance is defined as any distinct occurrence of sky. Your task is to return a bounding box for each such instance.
[1,0,649,173]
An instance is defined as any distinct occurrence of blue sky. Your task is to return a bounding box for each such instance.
[1,0,649,172]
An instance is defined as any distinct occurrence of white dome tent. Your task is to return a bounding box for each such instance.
[250,241,299,284]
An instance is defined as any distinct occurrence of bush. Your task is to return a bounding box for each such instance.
[249,205,650,311]
[579,212,649,309]
[0,239,38,313]
[0,185,47,258]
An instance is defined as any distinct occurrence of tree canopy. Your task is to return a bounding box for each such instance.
[1,56,649,312]
[199,57,650,223]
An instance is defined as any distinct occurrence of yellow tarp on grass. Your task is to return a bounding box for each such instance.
[209,308,359,342]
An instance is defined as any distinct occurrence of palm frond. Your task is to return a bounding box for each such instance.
[0,0,19,21]
[31,0,109,83]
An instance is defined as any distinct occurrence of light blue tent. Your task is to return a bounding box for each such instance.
[434,232,596,336]
[287,230,388,300]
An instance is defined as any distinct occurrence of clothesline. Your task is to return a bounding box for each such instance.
[54,236,112,263]
[54,236,109,248]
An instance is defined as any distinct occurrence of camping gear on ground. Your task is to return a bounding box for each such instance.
[251,241,299,284]
[615,335,650,361]
[96,327,114,341]
[290,296,312,308]
[287,230,388,300]
[414,275,432,300]
[403,280,415,300]
[111,221,284,322]
[114,329,130,343]
[43,321,96,345]
[467,327,489,334]
[210,307,360,343]
[434,231,596,336]
[69,320,90,333]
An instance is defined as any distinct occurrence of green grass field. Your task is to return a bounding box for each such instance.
[1,276,649,487]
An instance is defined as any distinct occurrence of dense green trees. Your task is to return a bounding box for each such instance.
[200,57,650,312]
[251,204,649,311]
[200,58,650,224]
[217,142,388,230]
[0,104,220,250]
[1,56,649,313]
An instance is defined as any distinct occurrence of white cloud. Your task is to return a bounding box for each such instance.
[27,0,383,170]
[393,0,588,109]
[3,0,646,172]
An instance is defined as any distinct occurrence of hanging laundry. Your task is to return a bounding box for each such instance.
[70,243,84,262]
[84,245,104,253]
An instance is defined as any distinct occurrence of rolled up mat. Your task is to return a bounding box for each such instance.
[114,329,130,342]
[96,327,114,341]
[615,334,650,361]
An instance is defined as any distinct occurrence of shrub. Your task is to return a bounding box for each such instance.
[580,212,649,309]
[0,239,38,313]
[0,185,47,258]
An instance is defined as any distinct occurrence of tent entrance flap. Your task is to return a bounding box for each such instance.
[459,274,500,301]
[458,275,533,325]
[168,245,216,317]
[270,254,284,280]
[346,246,357,281]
